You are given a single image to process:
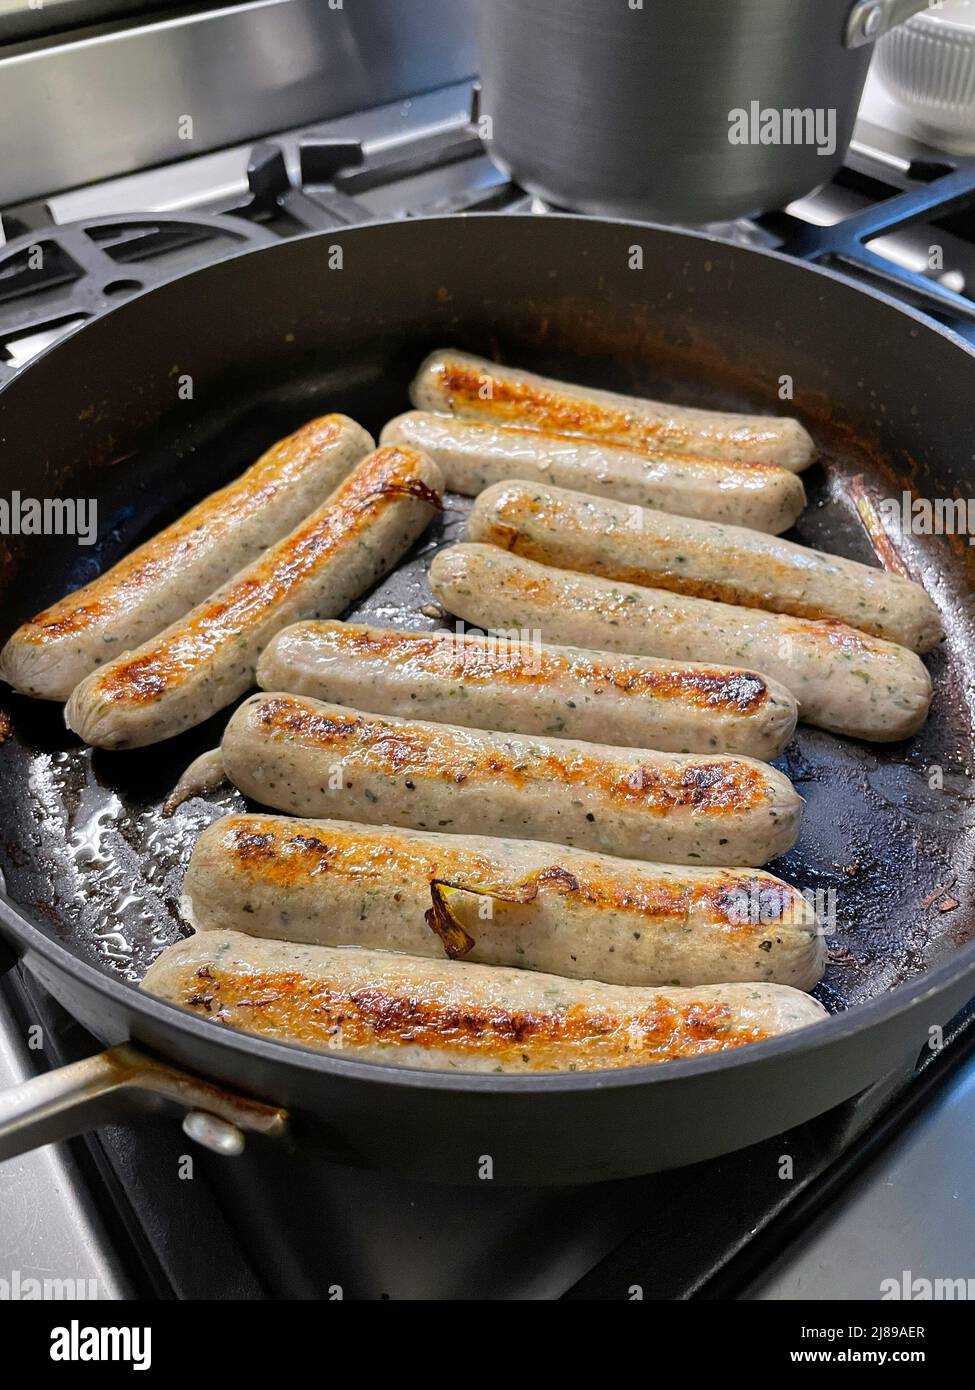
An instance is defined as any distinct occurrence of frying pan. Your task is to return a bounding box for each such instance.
[0,214,973,1186]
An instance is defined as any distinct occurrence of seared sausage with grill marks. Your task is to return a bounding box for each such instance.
[219,692,803,866]
[410,349,815,471]
[141,929,829,1073]
[467,479,943,653]
[428,544,933,743]
[380,410,806,534]
[64,447,443,749]
[183,813,825,989]
[0,415,373,701]
[256,619,799,758]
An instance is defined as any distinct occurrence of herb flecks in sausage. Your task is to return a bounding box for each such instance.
[217,815,803,934]
[248,695,773,817]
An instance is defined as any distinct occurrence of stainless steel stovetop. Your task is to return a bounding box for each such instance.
[1,63,974,1301]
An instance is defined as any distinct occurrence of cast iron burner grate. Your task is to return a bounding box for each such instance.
[758,149,975,326]
[0,214,276,382]
[0,112,515,379]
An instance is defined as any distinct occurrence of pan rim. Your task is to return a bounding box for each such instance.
[3,210,975,400]
[1,211,973,1096]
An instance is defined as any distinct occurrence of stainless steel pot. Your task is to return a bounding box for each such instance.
[478,0,932,222]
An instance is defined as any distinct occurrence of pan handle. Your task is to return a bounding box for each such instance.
[0,871,285,1158]
[0,1042,287,1163]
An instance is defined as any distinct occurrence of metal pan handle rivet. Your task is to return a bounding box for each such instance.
[0,1043,287,1163]
[181,1109,247,1156]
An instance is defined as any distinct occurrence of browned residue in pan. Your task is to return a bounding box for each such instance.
[844,474,913,578]
[176,964,770,1069]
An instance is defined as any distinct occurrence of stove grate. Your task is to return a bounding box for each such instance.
[760,152,975,326]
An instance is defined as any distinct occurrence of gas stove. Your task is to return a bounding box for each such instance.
[1,65,974,1301]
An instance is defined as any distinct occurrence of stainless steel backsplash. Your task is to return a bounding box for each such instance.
[0,0,478,204]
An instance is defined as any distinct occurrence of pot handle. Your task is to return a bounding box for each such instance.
[0,1042,287,1163]
[845,0,933,47]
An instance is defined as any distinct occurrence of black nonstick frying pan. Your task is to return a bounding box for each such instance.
[0,214,973,1185]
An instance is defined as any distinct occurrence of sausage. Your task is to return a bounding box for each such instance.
[141,929,829,1073]
[64,447,443,749]
[428,544,933,743]
[183,813,825,989]
[410,349,816,471]
[0,415,373,701]
[467,480,944,654]
[256,619,799,758]
[379,410,806,534]
[219,692,802,866]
